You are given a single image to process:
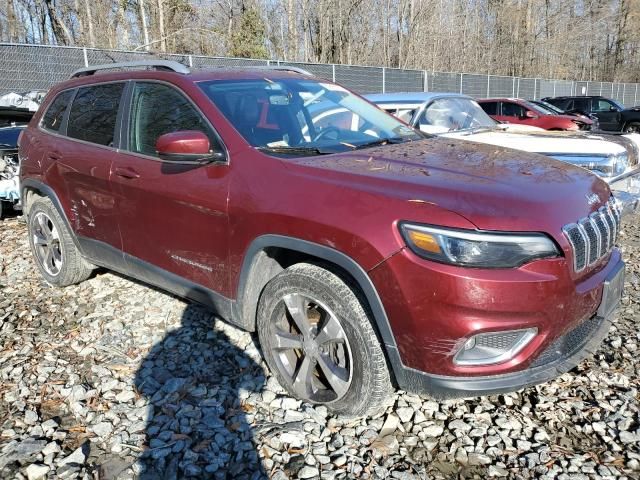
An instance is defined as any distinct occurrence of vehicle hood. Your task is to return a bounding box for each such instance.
[289,137,611,234]
[439,128,626,156]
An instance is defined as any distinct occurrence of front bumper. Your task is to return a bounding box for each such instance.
[386,260,623,398]
[370,243,624,398]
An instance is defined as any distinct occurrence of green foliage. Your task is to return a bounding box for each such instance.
[228,8,268,59]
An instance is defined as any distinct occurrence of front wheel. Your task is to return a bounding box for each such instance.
[257,263,393,417]
[624,122,640,133]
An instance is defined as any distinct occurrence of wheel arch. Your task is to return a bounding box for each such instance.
[21,179,82,250]
[234,235,401,374]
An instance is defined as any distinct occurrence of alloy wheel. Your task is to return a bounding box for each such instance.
[269,293,353,403]
[32,211,63,276]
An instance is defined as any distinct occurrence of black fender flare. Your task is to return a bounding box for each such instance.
[21,179,83,251]
[234,234,406,382]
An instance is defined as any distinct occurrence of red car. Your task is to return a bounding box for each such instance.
[478,97,593,131]
[19,61,624,416]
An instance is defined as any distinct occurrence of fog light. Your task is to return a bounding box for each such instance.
[453,328,537,366]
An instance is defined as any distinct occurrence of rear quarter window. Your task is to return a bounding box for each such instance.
[67,83,125,146]
[41,90,74,132]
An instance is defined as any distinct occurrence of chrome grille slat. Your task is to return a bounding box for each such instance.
[563,198,620,273]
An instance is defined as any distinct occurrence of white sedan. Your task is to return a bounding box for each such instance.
[365,92,640,213]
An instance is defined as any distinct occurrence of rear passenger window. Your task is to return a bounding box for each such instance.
[128,82,219,157]
[41,90,73,132]
[501,102,525,117]
[67,83,124,146]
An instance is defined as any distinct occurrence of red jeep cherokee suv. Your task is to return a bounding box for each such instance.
[19,61,625,416]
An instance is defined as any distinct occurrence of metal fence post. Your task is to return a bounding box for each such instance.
[534,78,537,99]
[486,75,490,98]
[188,55,193,68]
[512,77,515,97]
[83,48,88,67]
[382,67,386,94]
[553,81,556,97]
[423,71,428,92]
[459,73,463,94]
[636,84,638,106]
[623,83,626,105]
[332,64,336,83]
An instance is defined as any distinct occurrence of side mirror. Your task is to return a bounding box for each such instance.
[610,106,619,112]
[156,130,225,163]
[524,110,538,119]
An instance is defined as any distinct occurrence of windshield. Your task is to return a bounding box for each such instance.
[417,97,496,133]
[531,100,564,115]
[522,101,554,115]
[198,78,422,155]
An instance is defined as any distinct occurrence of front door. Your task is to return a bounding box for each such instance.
[111,81,232,299]
[591,98,622,131]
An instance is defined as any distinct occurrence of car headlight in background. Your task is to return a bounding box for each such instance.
[400,223,560,268]
[549,152,629,178]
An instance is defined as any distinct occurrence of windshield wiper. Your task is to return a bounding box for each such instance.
[257,145,333,156]
[350,136,409,150]
[0,143,16,148]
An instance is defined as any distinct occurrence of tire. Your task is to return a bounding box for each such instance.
[624,121,640,133]
[27,197,93,287]
[257,263,393,417]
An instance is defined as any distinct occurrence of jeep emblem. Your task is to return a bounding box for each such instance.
[585,193,600,206]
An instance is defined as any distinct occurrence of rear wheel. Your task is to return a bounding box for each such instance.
[27,197,93,286]
[257,263,393,417]
[624,122,640,133]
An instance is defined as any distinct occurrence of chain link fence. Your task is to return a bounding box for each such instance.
[2,43,639,106]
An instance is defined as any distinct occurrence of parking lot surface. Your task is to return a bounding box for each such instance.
[1,213,639,479]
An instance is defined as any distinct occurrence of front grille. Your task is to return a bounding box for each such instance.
[529,315,602,368]
[562,198,621,272]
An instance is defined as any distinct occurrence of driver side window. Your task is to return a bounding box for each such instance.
[501,102,525,117]
[593,99,618,112]
[128,82,220,157]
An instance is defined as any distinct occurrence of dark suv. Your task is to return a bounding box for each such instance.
[543,95,640,132]
[19,61,625,416]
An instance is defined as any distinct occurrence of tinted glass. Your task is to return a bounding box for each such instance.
[67,83,124,146]
[42,90,73,132]
[479,102,498,115]
[199,79,421,155]
[571,98,590,112]
[501,102,525,117]
[593,99,619,112]
[129,82,219,157]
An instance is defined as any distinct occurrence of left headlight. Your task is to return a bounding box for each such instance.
[400,223,560,268]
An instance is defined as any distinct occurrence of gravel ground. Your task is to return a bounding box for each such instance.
[1,211,639,480]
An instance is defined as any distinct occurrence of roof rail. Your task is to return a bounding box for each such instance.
[71,60,190,78]
[231,65,313,76]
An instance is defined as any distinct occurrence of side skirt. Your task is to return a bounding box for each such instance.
[77,236,237,326]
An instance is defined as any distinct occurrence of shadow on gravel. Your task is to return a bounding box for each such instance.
[134,295,266,479]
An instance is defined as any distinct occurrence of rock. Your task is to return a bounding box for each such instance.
[25,464,50,480]
[24,410,38,425]
[298,466,320,478]
[58,445,88,468]
[92,422,113,438]
[396,407,414,423]
[468,453,492,465]
[422,424,444,437]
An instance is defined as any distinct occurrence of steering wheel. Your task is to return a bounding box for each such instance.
[313,126,341,142]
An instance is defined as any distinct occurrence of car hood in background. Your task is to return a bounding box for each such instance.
[437,127,628,157]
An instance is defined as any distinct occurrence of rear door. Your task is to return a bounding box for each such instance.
[48,82,125,263]
[111,81,232,297]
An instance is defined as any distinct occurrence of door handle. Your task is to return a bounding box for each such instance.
[114,166,140,179]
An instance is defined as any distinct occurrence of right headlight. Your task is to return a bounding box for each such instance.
[400,223,560,268]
